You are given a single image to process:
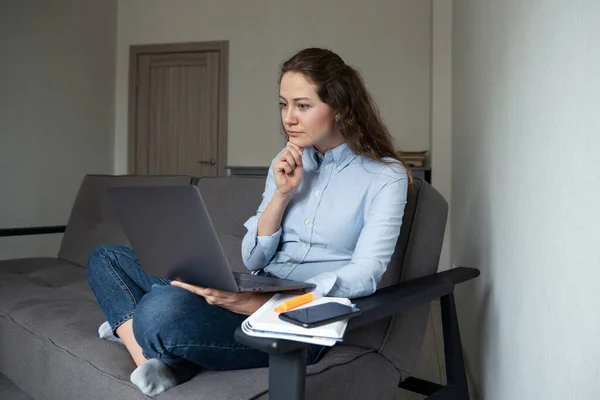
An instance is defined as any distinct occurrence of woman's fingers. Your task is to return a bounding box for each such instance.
[275,159,291,174]
[172,281,263,314]
[206,293,241,306]
[276,160,293,175]
[274,143,304,178]
[170,280,205,295]
[286,144,303,166]
[171,281,226,298]
[203,288,231,299]
[287,142,304,155]
[171,281,240,305]
[282,151,297,170]
[284,163,293,175]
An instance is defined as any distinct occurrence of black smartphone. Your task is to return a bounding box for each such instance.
[279,302,362,328]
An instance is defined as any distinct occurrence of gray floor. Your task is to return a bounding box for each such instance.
[0,373,33,400]
[396,300,480,400]
[396,299,446,400]
[1,300,467,400]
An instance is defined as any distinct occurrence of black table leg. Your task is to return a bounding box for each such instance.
[268,346,307,400]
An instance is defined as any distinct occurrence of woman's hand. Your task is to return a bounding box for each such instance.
[170,281,271,315]
[273,142,304,198]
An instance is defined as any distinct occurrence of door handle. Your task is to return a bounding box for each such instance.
[198,159,216,165]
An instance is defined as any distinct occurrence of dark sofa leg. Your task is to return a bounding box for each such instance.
[438,293,470,400]
[269,347,307,400]
[397,294,472,399]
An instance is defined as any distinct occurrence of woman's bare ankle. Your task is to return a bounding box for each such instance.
[116,319,148,367]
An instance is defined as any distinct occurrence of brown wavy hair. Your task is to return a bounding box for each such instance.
[279,48,413,183]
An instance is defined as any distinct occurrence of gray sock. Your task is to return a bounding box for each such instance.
[98,321,123,345]
[130,358,195,397]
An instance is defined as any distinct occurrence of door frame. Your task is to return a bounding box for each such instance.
[127,41,229,176]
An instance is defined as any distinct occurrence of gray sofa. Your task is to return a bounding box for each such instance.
[0,174,479,399]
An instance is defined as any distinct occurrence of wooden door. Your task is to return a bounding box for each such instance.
[128,42,228,177]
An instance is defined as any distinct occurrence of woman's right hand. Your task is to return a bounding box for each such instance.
[273,142,304,199]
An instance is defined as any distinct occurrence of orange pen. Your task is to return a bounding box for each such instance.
[274,291,323,312]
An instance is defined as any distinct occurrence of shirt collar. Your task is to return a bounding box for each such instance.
[304,142,356,171]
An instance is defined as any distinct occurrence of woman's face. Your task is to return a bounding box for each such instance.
[279,72,342,152]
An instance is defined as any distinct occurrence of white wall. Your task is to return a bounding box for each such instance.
[452,1,600,398]
[0,0,116,259]
[114,0,432,172]
[431,0,452,270]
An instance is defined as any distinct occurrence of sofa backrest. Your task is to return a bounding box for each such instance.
[343,178,449,378]
[58,174,193,267]
[383,179,448,375]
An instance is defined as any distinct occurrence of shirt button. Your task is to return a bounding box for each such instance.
[337,166,341,171]
[286,263,292,267]
[314,190,320,196]
[304,219,312,226]
[302,243,307,248]
[325,165,330,170]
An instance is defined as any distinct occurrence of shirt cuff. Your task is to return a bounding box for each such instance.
[256,228,282,256]
[305,272,338,296]
[243,215,282,261]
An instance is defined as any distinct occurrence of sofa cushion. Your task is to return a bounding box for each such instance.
[157,347,392,400]
[0,257,144,399]
[0,257,90,316]
[58,174,193,268]
[0,315,146,400]
[0,256,394,400]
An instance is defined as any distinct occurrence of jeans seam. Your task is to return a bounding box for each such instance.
[111,312,135,332]
[101,251,138,308]
[106,245,139,264]
[157,278,171,285]
[164,343,257,352]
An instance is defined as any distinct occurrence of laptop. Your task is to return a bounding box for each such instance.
[106,185,316,293]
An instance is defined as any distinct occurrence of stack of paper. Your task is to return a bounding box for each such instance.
[241,293,353,346]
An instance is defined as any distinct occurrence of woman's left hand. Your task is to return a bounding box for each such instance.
[170,280,271,315]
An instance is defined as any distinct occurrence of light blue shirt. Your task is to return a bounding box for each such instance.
[241,142,408,299]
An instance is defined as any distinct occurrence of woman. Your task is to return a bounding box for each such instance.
[87,47,410,396]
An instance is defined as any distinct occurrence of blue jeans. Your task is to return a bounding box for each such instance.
[87,244,327,371]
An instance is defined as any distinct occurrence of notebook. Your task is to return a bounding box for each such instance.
[241,293,353,346]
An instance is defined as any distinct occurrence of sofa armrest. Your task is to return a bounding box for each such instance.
[0,225,67,237]
[349,266,479,330]
[235,267,479,354]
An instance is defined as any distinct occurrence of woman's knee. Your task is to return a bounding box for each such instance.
[88,244,132,265]
[87,245,132,277]
[132,286,201,351]
[135,285,179,326]
[87,245,113,284]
